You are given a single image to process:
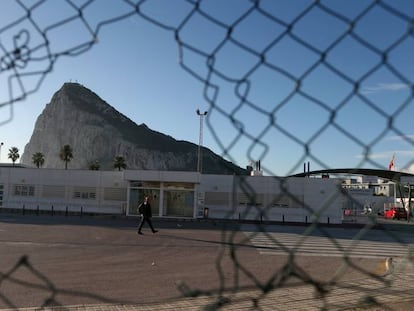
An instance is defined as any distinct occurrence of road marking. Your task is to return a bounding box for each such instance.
[246,232,413,259]
[0,240,75,247]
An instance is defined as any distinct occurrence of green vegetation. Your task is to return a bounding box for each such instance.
[113,155,126,171]
[32,152,45,168]
[8,147,20,166]
[59,144,73,170]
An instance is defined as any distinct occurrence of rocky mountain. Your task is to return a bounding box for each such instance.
[21,83,246,174]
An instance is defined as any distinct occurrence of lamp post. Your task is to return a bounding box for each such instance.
[0,142,3,162]
[196,109,208,173]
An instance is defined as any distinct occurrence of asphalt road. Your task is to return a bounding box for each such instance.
[0,214,409,309]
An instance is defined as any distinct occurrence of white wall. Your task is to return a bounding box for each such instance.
[303,178,343,224]
[198,175,344,224]
[0,167,392,224]
[0,167,126,214]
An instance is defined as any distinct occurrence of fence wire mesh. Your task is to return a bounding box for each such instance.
[1,0,414,310]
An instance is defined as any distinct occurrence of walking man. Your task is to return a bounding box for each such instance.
[137,196,158,235]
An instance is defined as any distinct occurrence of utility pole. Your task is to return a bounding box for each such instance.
[196,109,208,173]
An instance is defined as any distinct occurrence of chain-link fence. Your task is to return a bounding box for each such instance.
[1,0,414,310]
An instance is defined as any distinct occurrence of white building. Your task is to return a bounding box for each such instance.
[0,166,400,224]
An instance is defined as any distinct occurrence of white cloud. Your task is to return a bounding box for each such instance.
[400,164,414,174]
[388,134,414,142]
[370,150,414,159]
[356,151,395,160]
[361,83,409,94]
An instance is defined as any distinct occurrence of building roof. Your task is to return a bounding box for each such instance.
[290,168,414,182]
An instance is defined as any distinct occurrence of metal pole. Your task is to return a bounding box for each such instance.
[196,109,208,173]
[408,184,412,222]
[0,142,3,162]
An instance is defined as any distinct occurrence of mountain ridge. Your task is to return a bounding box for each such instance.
[21,83,246,175]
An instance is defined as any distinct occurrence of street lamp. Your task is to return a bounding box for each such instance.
[196,109,208,173]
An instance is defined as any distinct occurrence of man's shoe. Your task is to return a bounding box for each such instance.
[138,231,143,235]
[152,230,158,234]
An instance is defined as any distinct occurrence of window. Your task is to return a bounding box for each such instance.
[14,184,35,197]
[0,184,3,207]
[128,188,160,216]
[73,187,96,200]
[73,191,96,200]
[163,190,194,217]
[238,192,263,206]
[164,182,194,189]
[130,181,160,188]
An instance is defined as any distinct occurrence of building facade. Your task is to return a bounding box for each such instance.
[0,166,399,224]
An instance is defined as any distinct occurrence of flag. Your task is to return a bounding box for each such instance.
[388,154,395,171]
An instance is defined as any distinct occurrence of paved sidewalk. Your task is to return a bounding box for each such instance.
[4,259,414,311]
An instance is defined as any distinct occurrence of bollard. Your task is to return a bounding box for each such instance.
[65,206,68,217]
[51,205,54,216]
[328,217,330,224]
[305,216,308,224]
[81,206,83,217]
[37,205,39,215]
[22,204,25,215]
[282,215,285,223]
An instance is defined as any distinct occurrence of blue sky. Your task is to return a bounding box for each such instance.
[0,0,413,176]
